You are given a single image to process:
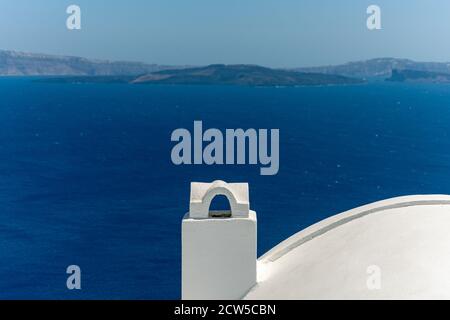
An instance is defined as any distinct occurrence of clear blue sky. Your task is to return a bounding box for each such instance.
[0,0,449,67]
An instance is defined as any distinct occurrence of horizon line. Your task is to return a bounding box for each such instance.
[2,48,450,70]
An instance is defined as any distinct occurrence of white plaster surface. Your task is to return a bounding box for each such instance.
[182,211,257,300]
[244,195,450,300]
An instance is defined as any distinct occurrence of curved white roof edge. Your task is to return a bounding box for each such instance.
[259,194,450,264]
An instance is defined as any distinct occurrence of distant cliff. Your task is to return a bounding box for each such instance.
[132,64,364,86]
[294,58,450,79]
[5,50,450,82]
[387,69,450,83]
[0,50,179,76]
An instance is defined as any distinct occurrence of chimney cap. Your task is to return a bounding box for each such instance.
[189,180,250,218]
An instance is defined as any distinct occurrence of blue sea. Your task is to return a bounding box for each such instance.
[1,78,450,299]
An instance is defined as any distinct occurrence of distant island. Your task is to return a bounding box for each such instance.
[3,49,450,85]
[131,64,363,86]
[295,58,450,80]
[38,64,363,86]
[0,49,183,76]
[387,69,450,83]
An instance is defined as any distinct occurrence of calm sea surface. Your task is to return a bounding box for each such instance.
[1,78,450,298]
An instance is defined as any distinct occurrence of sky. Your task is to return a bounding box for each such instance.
[0,0,449,68]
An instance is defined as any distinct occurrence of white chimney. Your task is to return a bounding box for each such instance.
[182,180,257,300]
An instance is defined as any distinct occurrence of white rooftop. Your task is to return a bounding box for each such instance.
[244,195,450,299]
